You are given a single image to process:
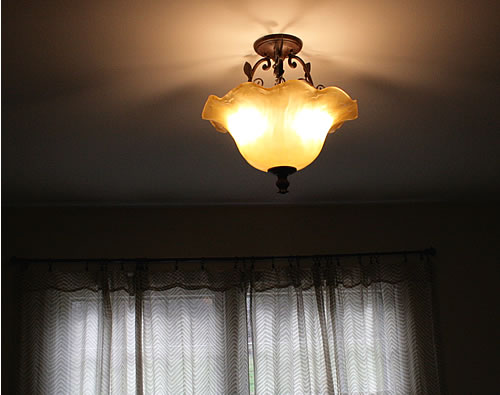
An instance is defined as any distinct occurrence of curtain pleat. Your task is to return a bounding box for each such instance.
[134,273,144,395]
[18,257,440,394]
[97,273,112,395]
[313,266,335,393]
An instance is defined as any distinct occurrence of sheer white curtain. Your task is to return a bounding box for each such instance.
[18,256,440,394]
[19,270,249,394]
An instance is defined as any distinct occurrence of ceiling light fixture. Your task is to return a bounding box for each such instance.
[202,34,358,193]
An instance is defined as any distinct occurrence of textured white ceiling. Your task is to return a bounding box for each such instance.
[3,0,500,205]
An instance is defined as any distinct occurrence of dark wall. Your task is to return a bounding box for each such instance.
[3,203,499,393]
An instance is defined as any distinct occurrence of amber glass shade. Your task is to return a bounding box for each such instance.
[202,79,358,172]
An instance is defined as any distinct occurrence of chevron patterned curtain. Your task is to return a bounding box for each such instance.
[18,256,440,394]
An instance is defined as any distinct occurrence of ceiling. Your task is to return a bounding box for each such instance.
[3,0,499,206]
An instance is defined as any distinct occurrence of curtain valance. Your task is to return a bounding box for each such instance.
[20,254,432,293]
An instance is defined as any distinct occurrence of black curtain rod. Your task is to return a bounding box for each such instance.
[11,248,435,264]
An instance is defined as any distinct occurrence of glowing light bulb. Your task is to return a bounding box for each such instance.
[226,107,268,146]
[292,108,334,144]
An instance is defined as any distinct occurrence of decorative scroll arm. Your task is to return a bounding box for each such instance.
[288,54,314,87]
[243,52,323,88]
[244,57,272,83]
